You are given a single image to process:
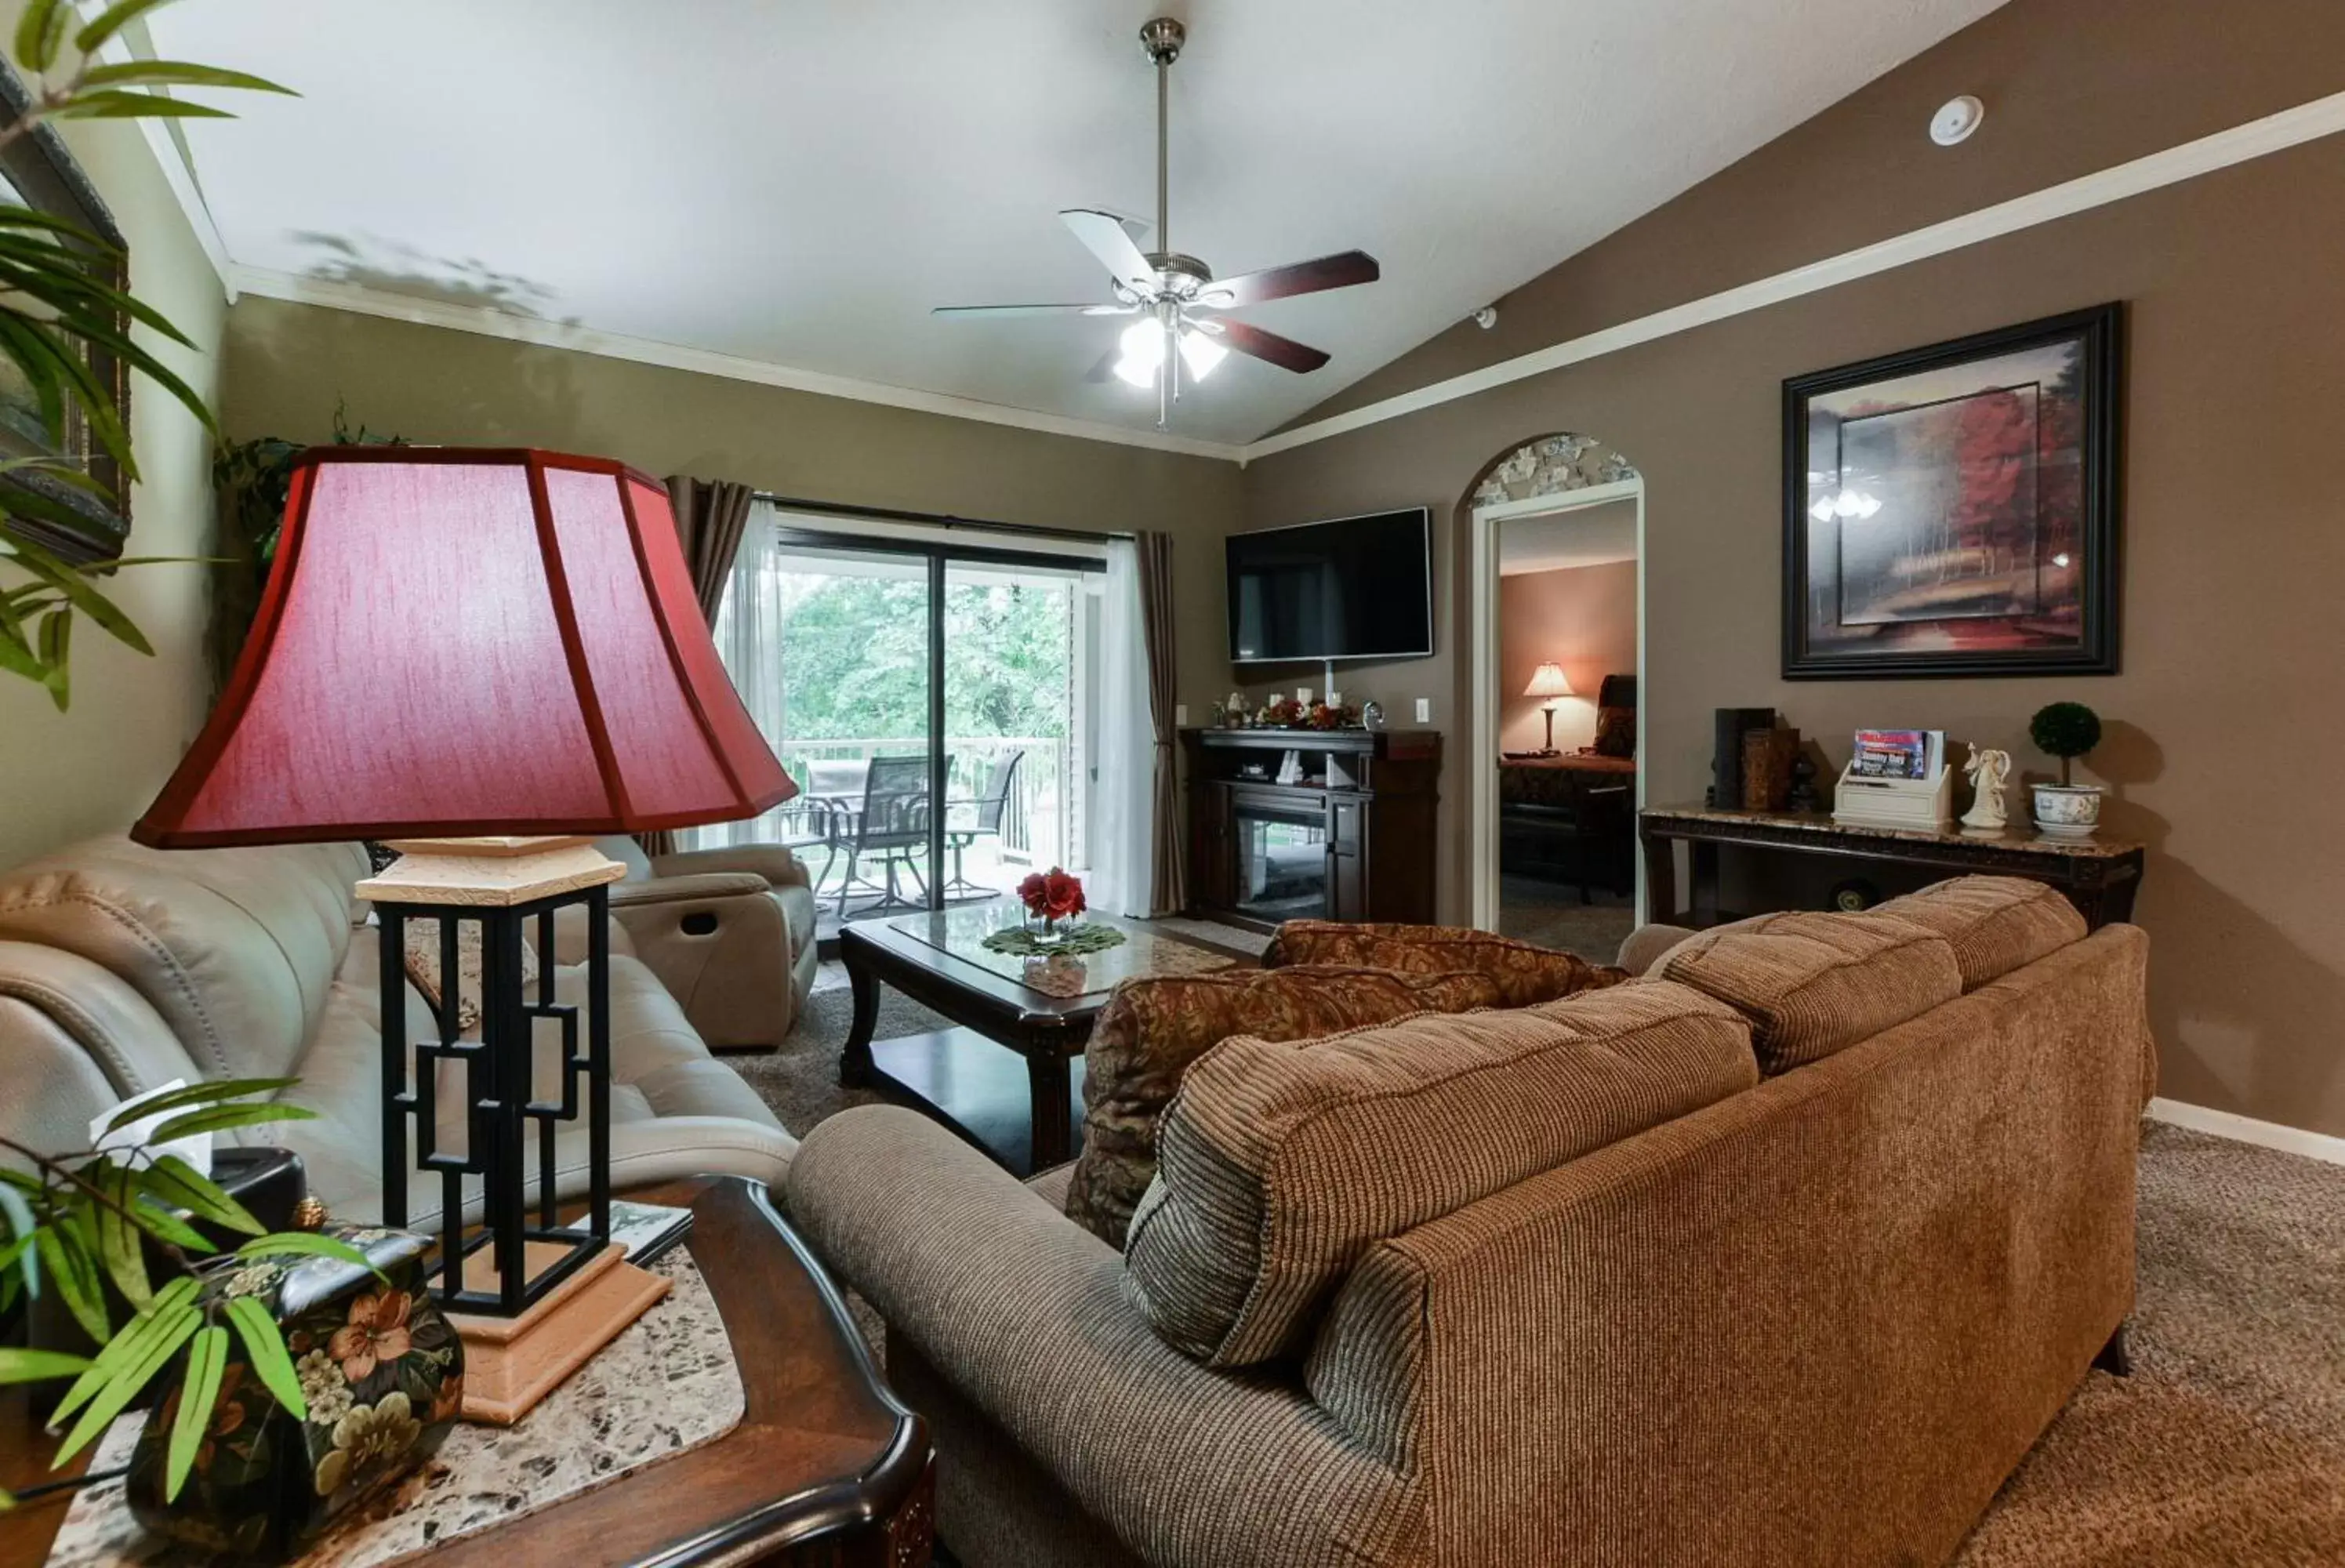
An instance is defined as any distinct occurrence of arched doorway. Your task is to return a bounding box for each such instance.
[1461,434,1646,938]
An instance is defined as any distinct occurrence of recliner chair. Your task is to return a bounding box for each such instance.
[597,836,820,1051]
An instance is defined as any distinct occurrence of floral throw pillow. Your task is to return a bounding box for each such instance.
[1261,921,1630,1007]
[401,915,539,1035]
[1064,964,1506,1250]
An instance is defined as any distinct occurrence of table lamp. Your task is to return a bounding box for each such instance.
[131,447,795,1420]
[1524,662,1574,754]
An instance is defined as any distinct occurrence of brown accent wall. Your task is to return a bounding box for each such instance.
[219,296,1244,712]
[1244,133,2345,1142]
[1497,561,1637,755]
[1298,0,2345,428]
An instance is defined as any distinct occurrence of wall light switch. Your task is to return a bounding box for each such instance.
[1414,698,1432,724]
[1174,703,1188,727]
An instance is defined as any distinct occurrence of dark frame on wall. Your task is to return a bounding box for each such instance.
[0,63,134,564]
[1781,302,2122,680]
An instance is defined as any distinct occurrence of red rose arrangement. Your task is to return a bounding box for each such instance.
[1018,866,1087,924]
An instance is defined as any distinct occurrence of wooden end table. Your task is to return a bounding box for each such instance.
[0,1178,933,1568]
[1638,806,2145,929]
[838,906,1251,1174]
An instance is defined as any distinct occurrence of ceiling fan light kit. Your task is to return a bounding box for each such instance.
[936,16,1381,428]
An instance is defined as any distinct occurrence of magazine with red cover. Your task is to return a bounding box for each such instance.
[1852,728,1934,779]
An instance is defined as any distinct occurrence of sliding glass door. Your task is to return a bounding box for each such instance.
[702,517,1104,944]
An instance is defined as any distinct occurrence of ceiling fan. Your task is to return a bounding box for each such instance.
[935,16,1380,429]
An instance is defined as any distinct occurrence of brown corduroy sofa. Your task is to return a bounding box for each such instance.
[786,877,2154,1568]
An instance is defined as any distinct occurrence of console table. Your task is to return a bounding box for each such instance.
[1639,807,2145,930]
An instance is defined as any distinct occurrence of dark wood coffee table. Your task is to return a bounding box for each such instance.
[838,906,1250,1173]
[0,1177,933,1568]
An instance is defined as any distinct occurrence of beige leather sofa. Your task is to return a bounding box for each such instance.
[789,879,2154,1568]
[0,835,797,1226]
[596,835,821,1051]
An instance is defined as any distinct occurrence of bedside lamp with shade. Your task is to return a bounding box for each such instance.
[130,446,796,1420]
[1524,661,1574,755]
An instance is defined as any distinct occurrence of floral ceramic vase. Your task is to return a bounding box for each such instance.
[125,1224,463,1562]
[2031,782,2105,840]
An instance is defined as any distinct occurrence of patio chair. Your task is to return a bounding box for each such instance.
[829,753,933,918]
[941,748,1026,901]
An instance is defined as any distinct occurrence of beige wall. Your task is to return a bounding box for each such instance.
[219,298,1244,714]
[0,103,226,871]
[1497,562,1636,754]
[1244,5,2345,1139]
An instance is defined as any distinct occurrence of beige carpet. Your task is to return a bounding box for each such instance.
[753,983,2345,1564]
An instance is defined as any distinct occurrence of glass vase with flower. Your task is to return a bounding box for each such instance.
[1016,868,1087,946]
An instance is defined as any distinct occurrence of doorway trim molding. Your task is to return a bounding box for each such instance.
[1468,476,1646,932]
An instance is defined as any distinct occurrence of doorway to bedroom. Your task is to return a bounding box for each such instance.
[1470,476,1643,960]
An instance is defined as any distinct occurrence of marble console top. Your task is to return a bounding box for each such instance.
[46,1243,743,1568]
[1640,805,2143,859]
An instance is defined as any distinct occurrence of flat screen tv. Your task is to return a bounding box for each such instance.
[1226,508,1433,664]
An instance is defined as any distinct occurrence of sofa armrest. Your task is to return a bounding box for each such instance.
[787,1107,1418,1568]
[650,844,812,891]
[609,871,771,907]
[1617,922,1697,976]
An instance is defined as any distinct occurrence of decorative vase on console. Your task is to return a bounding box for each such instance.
[2027,702,2106,840]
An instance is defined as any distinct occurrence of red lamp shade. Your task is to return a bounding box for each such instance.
[132,448,795,848]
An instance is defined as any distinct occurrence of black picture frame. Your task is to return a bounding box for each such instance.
[1781,302,2122,680]
[0,63,133,564]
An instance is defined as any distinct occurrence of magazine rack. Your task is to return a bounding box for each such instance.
[1833,757,1955,831]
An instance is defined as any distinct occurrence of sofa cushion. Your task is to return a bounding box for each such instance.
[1261,921,1629,1006]
[1650,910,1962,1074]
[1065,964,1508,1249]
[1124,980,1757,1367]
[0,836,368,1081]
[1871,877,2087,990]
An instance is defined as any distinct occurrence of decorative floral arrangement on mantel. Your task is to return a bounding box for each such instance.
[1212,691,1364,731]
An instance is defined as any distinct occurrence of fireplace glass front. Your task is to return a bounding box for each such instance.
[1234,801,1327,921]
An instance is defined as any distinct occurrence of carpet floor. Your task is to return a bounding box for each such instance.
[751,985,2345,1565]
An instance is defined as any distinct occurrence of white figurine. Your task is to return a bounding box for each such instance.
[1960,743,2013,836]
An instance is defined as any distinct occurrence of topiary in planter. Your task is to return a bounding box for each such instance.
[2029,702,2102,787]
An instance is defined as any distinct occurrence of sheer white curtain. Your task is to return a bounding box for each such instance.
[692,498,791,850]
[1091,536,1157,918]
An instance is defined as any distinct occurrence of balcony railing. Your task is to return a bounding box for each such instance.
[775,735,1069,869]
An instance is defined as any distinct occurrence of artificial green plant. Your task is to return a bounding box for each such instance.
[0,0,292,709]
[0,1080,374,1510]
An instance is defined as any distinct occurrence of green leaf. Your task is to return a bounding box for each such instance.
[0,1233,35,1304]
[3,535,147,654]
[38,608,71,710]
[0,1348,91,1385]
[50,1302,198,1467]
[82,61,295,96]
[148,1102,314,1143]
[0,616,46,684]
[75,0,181,53]
[49,1275,199,1422]
[92,1159,151,1308]
[165,1324,228,1501]
[122,1194,216,1254]
[235,1232,373,1272]
[103,1077,300,1133]
[52,90,237,121]
[0,1181,35,1301]
[13,0,66,71]
[137,1153,265,1236]
[223,1296,306,1420]
[33,1225,109,1344]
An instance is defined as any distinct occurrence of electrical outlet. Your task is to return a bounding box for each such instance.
[1415,698,1432,724]
[1174,703,1188,727]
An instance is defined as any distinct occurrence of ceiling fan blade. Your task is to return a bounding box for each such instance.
[1196,250,1380,309]
[1061,209,1156,293]
[1208,318,1331,374]
[933,303,1133,318]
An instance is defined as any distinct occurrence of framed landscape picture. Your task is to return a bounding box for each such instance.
[0,64,133,563]
[1781,303,2121,679]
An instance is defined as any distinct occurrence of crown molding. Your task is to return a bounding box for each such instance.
[227,267,1247,463]
[1240,88,2345,463]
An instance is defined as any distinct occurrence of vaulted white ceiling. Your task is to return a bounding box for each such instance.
[153,0,2003,448]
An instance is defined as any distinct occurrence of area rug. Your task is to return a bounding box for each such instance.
[748,982,2345,1566]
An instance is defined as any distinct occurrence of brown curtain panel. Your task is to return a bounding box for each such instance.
[641,474,757,857]
[1134,530,1186,915]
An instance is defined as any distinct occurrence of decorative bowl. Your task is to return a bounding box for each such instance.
[2031,782,2105,840]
